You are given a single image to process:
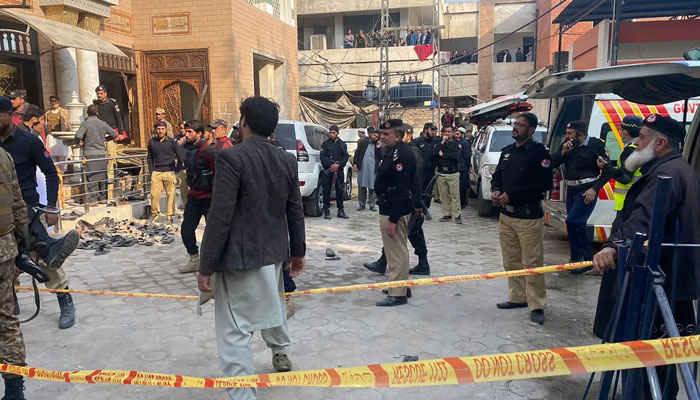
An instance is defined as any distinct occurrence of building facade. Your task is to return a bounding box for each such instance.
[297,0,538,128]
[0,0,299,149]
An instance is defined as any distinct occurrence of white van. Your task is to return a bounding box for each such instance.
[526,61,700,242]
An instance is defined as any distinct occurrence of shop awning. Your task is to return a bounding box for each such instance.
[0,9,126,57]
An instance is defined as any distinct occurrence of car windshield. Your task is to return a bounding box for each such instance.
[489,129,544,151]
[273,123,296,150]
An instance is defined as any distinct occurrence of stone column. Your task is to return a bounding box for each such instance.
[76,49,100,106]
[54,48,80,109]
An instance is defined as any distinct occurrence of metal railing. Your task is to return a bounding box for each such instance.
[55,154,150,215]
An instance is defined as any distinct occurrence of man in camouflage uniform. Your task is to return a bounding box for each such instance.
[0,145,29,398]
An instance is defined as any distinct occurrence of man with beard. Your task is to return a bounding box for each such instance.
[551,121,611,274]
[179,120,216,273]
[593,114,699,399]
[491,113,552,325]
[354,127,380,211]
[320,125,350,219]
[435,126,462,224]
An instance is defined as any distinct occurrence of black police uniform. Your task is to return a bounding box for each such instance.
[413,133,440,207]
[93,96,124,136]
[320,137,349,213]
[491,138,552,316]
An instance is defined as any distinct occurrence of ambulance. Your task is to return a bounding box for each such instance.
[526,61,700,242]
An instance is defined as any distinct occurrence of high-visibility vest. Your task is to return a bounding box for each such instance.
[614,142,642,211]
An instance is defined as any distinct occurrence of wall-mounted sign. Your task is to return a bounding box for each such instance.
[104,9,132,35]
[150,13,191,36]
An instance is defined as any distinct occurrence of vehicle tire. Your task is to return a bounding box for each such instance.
[304,180,323,217]
[344,170,352,200]
[476,182,493,217]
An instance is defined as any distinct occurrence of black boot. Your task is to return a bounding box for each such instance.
[12,292,19,316]
[323,209,331,220]
[57,291,75,329]
[337,209,349,219]
[409,254,430,275]
[363,251,386,274]
[44,229,80,270]
[3,376,25,400]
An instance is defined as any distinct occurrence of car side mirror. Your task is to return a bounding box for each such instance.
[478,143,486,153]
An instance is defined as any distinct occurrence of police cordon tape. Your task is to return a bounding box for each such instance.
[2,334,700,389]
[15,261,593,300]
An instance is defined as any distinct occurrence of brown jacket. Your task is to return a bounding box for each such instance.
[43,108,71,132]
[199,136,305,275]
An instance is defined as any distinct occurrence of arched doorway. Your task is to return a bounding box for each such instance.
[159,80,200,129]
[143,49,210,144]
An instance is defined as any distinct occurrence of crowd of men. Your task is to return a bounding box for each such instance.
[1,79,698,399]
[342,27,435,49]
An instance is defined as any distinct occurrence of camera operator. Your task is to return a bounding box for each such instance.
[551,121,611,274]
[0,143,30,399]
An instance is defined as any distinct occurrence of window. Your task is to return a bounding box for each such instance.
[599,123,623,163]
[273,123,297,150]
[304,125,324,150]
[488,129,544,152]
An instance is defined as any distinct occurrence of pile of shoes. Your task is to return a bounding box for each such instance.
[75,217,178,255]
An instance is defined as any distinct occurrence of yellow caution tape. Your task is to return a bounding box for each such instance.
[15,261,592,300]
[2,334,699,388]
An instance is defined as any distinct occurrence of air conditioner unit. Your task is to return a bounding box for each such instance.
[310,34,327,51]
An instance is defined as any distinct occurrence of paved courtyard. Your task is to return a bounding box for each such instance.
[16,200,605,399]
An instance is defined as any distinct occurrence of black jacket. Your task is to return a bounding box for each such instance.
[199,136,306,275]
[491,139,553,219]
[436,138,460,174]
[604,150,700,301]
[320,138,349,170]
[93,98,124,135]
[354,137,380,171]
[458,138,472,172]
[147,136,185,173]
[375,142,421,222]
[413,135,441,171]
[551,136,612,191]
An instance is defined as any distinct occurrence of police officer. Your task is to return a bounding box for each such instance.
[551,121,611,274]
[413,123,440,218]
[363,125,431,276]
[94,85,126,201]
[374,119,422,307]
[320,125,350,219]
[596,116,643,235]
[211,119,234,152]
[0,143,30,400]
[179,120,216,273]
[0,96,79,329]
[491,113,552,325]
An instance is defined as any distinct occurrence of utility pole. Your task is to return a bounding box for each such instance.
[379,0,390,120]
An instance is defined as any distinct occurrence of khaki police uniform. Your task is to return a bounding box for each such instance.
[491,139,552,311]
[0,148,28,377]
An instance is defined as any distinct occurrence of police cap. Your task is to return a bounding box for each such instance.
[210,119,228,128]
[381,119,403,129]
[566,121,588,133]
[7,89,25,99]
[643,114,685,144]
[367,126,375,134]
[95,85,107,92]
[153,121,167,129]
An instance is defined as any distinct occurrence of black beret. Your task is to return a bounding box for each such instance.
[367,126,375,134]
[566,121,588,132]
[644,114,685,144]
[95,85,107,92]
[381,119,403,129]
[153,121,167,129]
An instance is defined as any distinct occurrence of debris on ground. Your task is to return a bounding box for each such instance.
[75,217,178,255]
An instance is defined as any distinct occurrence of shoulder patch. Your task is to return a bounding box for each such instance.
[541,159,551,168]
[395,163,404,171]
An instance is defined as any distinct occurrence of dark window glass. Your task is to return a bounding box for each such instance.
[274,123,297,150]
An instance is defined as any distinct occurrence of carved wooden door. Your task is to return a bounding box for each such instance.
[158,80,182,131]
